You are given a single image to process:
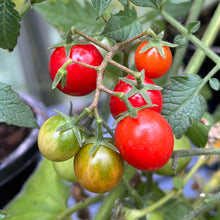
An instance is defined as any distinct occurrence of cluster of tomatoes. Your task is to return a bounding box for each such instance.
[112,41,174,171]
[38,40,191,194]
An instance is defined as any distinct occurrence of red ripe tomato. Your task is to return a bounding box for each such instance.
[49,44,103,96]
[115,109,174,171]
[134,41,172,79]
[109,75,163,119]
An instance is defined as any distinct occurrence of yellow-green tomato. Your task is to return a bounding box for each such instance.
[38,115,80,162]
[74,142,124,194]
[155,135,191,176]
[53,157,77,182]
[147,211,164,220]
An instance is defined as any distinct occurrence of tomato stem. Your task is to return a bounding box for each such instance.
[108,59,140,77]
[71,60,99,70]
[185,3,220,74]
[123,175,144,208]
[121,154,207,219]
[95,109,104,140]
[168,0,204,76]
[71,27,111,52]
[160,8,220,67]
[172,146,220,160]
[55,194,105,220]
[118,28,155,48]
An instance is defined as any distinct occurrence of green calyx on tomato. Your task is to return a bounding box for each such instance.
[110,74,163,119]
[53,157,78,183]
[49,44,103,96]
[74,140,124,194]
[38,115,81,162]
[115,109,174,171]
[155,135,192,176]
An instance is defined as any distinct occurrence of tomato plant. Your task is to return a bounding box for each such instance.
[156,135,192,176]
[134,41,172,79]
[38,115,80,162]
[49,44,103,96]
[115,109,174,171]
[109,75,163,118]
[53,157,78,183]
[2,1,220,220]
[74,141,124,194]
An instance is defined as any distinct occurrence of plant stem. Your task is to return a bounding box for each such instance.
[102,120,114,138]
[172,147,220,160]
[169,0,205,76]
[71,60,98,70]
[118,28,153,48]
[146,172,153,193]
[127,151,207,219]
[108,59,140,77]
[133,189,181,218]
[183,154,207,185]
[198,65,220,90]
[123,176,144,208]
[182,192,220,220]
[185,3,220,74]
[71,27,111,51]
[160,8,220,67]
[55,195,105,220]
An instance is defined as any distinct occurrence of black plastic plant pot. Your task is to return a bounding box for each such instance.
[0,94,46,208]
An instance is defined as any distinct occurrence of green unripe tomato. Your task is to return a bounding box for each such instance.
[53,157,78,182]
[147,211,164,220]
[155,135,191,176]
[38,115,80,162]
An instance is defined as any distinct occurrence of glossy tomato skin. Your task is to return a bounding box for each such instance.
[49,44,103,96]
[134,41,172,79]
[109,75,163,119]
[115,109,174,171]
[74,143,124,193]
[38,115,80,162]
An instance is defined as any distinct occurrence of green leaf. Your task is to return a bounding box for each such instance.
[162,74,206,139]
[0,0,21,50]
[118,0,128,5]
[33,0,104,33]
[73,126,83,147]
[174,35,188,47]
[91,0,112,18]
[101,6,142,41]
[187,21,200,34]
[209,78,220,91]
[54,109,71,121]
[0,82,39,128]
[159,196,193,220]
[4,159,71,220]
[130,0,160,7]
[163,1,193,19]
